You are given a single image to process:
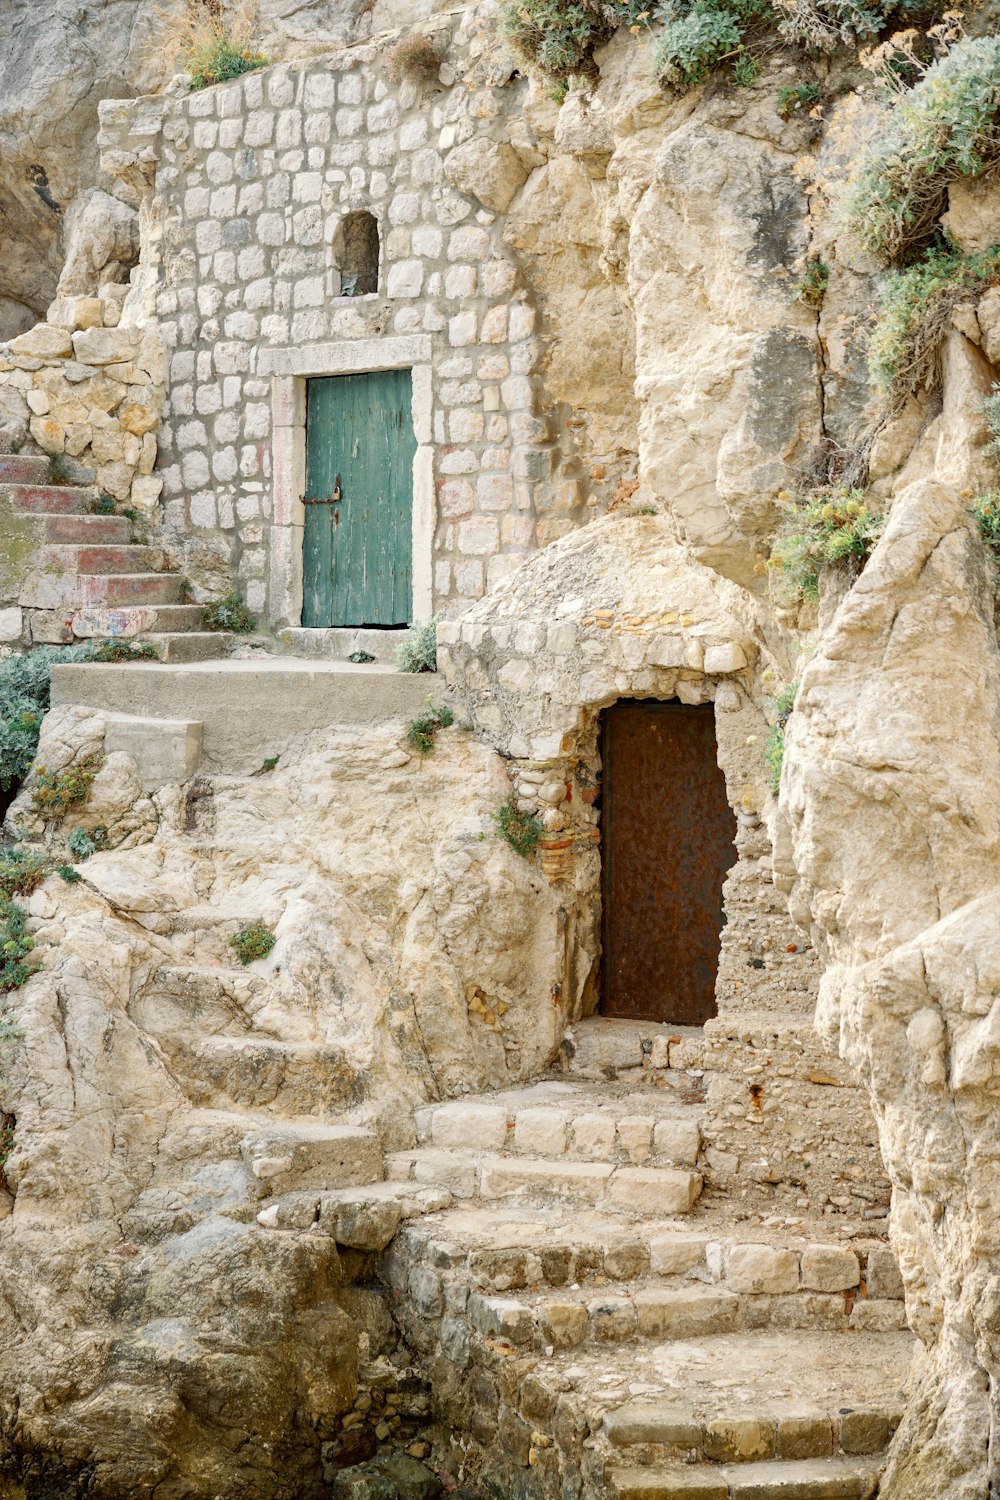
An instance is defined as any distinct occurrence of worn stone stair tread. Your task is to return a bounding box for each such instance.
[6,482,99,513]
[0,454,53,483]
[38,542,167,573]
[607,1455,882,1499]
[386,1146,702,1213]
[44,513,133,542]
[142,631,233,661]
[257,1181,454,1245]
[70,604,207,633]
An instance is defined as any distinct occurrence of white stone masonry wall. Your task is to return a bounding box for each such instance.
[99,19,590,621]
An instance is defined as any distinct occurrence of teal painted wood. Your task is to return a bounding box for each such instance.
[302,369,416,627]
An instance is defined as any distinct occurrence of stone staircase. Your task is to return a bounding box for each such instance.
[0,452,232,660]
[230,1027,912,1499]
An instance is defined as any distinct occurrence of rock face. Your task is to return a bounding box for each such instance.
[0,708,569,1494]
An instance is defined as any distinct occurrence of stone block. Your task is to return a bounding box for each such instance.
[479,1157,611,1204]
[725,1244,800,1295]
[648,1232,708,1275]
[571,1112,616,1159]
[103,713,203,791]
[72,326,139,365]
[10,324,73,359]
[849,1299,908,1332]
[588,1295,636,1342]
[652,1117,701,1166]
[703,1418,775,1462]
[839,1410,892,1455]
[616,1116,654,1164]
[513,1108,567,1156]
[703,641,749,674]
[468,1293,534,1344]
[429,1102,509,1152]
[866,1247,904,1300]
[634,1287,739,1339]
[607,1167,701,1215]
[799,1244,860,1293]
[776,1414,834,1459]
[0,607,23,642]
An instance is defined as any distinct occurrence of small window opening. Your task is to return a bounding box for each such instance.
[334,211,380,297]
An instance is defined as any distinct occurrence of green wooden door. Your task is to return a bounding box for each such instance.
[302,370,416,626]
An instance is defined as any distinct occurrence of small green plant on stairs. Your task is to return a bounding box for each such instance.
[395,618,438,673]
[348,650,376,664]
[92,640,158,663]
[203,590,255,633]
[764,680,798,794]
[406,704,454,755]
[496,795,544,858]
[230,921,277,967]
[32,756,103,820]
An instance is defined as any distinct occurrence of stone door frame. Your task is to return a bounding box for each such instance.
[258,335,434,629]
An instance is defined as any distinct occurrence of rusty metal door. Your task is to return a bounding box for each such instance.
[601,700,736,1025]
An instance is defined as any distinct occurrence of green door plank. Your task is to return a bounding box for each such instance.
[302,369,415,627]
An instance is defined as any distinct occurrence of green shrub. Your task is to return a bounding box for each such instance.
[796,257,829,308]
[764,681,798,794]
[92,493,117,516]
[395,618,438,673]
[92,639,158,663]
[502,0,618,80]
[67,826,106,861]
[732,51,759,85]
[0,1017,23,1046]
[868,242,1000,400]
[204,590,255,633]
[31,755,103,820]
[250,755,280,777]
[496,795,544,857]
[0,901,36,993]
[0,848,49,900]
[0,645,95,792]
[56,864,81,884]
[768,486,884,604]
[984,383,1000,460]
[842,36,1000,265]
[971,488,1000,555]
[406,704,455,755]
[776,80,819,117]
[189,36,268,88]
[654,3,742,89]
[230,921,277,967]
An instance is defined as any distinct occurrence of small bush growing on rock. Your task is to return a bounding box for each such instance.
[867,243,1000,400]
[768,486,883,603]
[204,590,255,633]
[230,921,277,966]
[383,32,445,83]
[0,902,36,993]
[841,35,1000,265]
[395,618,438,673]
[406,704,455,755]
[496,795,544,857]
[0,1018,23,1046]
[67,826,106,861]
[776,79,819,117]
[732,51,759,84]
[154,0,269,89]
[983,384,1000,459]
[92,493,117,516]
[654,3,743,89]
[0,645,96,792]
[56,864,81,884]
[796,256,829,308]
[970,488,1000,556]
[764,680,798,793]
[31,756,103,820]
[502,0,625,81]
[0,848,49,900]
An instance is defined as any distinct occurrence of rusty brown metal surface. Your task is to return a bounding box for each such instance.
[601,700,737,1025]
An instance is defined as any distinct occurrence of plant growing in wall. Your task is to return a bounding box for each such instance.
[970,489,1000,557]
[67,827,107,862]
[204,591,255,634]
[767,486,884,604]
[764,680,798,793]
[0,848,50,900]
[395,619,438,673]
[0,902,36,993]
[154,0,269,90]
[383,33,446,84]
[776,80,819,117]
[230,921,277,966]
[796,256,829,308]
[496,795,544,857]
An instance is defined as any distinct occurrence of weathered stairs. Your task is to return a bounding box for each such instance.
[0,452,231,660]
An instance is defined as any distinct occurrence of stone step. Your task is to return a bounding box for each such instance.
[6,480,98,512]
[386,1147,702,1215]
[96,572,183,604]
[607,1456,882,1499]
[557,1017,708,1081]
[414,1088,702,1167]
[243,1119,384,1198]
[0,454,53,484]
[132,964,268,1036]
[143,631,232,662]
[21,571,183,610]
[160,1033,360,1117]
[44,513,133,543]
[38,543,166,576]
[69,604,207,637]
[257,1180,454,1249]
[277,625,409,663]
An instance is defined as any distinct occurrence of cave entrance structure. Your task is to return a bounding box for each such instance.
[600,699,736,1024]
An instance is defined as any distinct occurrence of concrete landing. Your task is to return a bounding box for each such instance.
[51,657,447,776]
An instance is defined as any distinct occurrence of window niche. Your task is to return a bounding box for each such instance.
[333,211,380,297]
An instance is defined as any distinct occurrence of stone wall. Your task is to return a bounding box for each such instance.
[94,16,634,624]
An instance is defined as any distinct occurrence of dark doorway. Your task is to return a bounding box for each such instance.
[600,700,736,1025]
[334,211,380,296]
